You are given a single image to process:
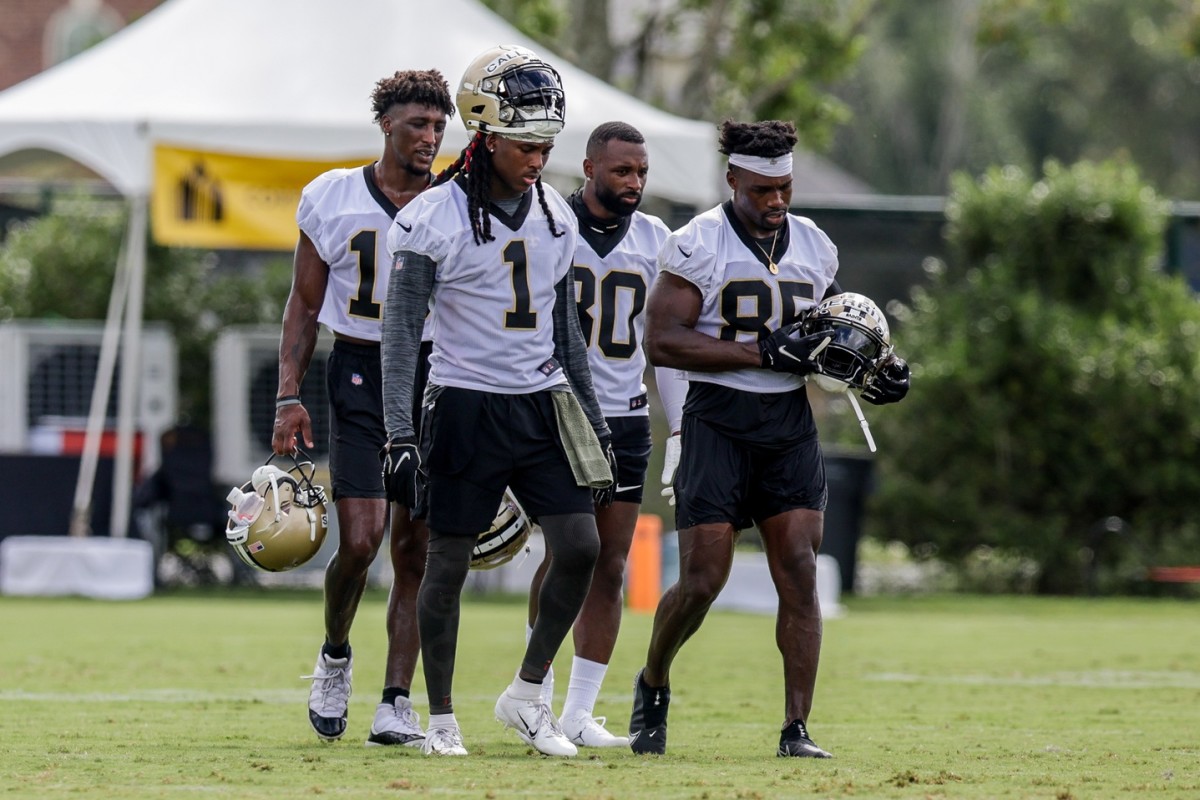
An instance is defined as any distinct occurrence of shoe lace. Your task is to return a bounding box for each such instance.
[397,704,421,729]
[579,714,608,732]
[302,660,350,714]
[429,726,463,751]
[532,702,566,738]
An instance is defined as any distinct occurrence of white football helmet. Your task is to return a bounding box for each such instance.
[456,44,565,142]
[472,488,533,570]
[803,292,893,393]
[224,456,328,572]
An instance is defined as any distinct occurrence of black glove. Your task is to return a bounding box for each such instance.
[593,433,619,508]
[381,435,422,508]
[861,355,910,405]
[758,323,833,375]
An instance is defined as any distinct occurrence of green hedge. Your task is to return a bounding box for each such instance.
[867,159,1200,593]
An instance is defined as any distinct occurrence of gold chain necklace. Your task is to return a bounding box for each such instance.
[751,230,781,275]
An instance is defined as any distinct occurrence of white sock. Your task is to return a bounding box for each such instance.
[428,712,458,731]
[562,656,608,720]
[508,674,544,701]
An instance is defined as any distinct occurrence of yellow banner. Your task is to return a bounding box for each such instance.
[151,145,455,250]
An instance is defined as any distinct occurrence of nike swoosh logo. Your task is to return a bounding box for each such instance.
[777,345,806,364]
[616,484,642,492]
[396,452,411,465]
[677,244,692,258]
[647,731,658,738]
[397,221,412,233]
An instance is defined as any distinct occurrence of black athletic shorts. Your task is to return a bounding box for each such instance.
[419,387,594,535]
[607,415,652,504]
[674,382,826,531]
[326,338,431,501]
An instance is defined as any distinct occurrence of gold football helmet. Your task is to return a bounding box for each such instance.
[803,292,893,393]
[472,488,533,570]
[224,455,328,572]
[456,44,565,142]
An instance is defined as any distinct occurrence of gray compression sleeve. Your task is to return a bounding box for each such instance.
[381,250,436,440]
[553,268,609,439]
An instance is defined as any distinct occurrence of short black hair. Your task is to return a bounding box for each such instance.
[586,121,645,159]
[717,119,797,159]
[371,69,455,123]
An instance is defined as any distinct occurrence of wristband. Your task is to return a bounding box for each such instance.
[275,394,302,409]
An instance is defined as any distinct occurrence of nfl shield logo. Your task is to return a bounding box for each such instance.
[351,373,363,386]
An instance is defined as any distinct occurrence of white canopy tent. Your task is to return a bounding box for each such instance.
[0,0,721,205]
[0,0,723,544]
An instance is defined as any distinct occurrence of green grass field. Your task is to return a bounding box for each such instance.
[1,591,1197,799]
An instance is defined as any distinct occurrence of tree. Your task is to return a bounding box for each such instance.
[480,0,874,150]
[0,197,293,430]
[829,0,1200,197]
[867,158,1200,593]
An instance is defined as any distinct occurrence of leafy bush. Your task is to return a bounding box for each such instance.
[867,159,1200,593]
[0,196,293,429]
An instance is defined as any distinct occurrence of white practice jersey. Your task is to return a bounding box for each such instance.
[298,164,407,342]
[660,201,839,394]
[387,179,578,393]
[573,210,671,418]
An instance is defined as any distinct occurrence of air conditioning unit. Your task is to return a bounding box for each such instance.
[211,325,331,484]
[0,320,176,471]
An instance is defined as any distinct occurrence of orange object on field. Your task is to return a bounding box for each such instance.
[627,513,663,612]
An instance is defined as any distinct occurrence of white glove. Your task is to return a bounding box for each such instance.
[660,433,681,507]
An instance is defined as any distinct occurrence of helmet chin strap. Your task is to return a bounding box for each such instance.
[846,391,877,453]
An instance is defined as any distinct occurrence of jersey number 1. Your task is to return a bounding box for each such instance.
[347,230,381,320]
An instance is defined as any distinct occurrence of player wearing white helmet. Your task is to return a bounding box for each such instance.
[381,45,613,758]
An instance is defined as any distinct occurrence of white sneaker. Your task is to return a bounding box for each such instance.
[494,688,577,757]
[422,724,468,756]
[561,712,630,747]
[303,650,352,741]
[365,697,425,748]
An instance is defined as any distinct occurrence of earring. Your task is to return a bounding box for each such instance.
[385,132,391,137]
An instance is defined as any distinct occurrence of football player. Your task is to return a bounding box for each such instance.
[627,119,910,759]
[525,121,687,748]
[272,70,454,748]
[380,45,613,758]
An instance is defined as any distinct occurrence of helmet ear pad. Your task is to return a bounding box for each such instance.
[804,292,892,391]
[225,457,328,572]
[471,488,533,570]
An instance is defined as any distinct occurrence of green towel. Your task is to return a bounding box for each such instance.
[551,390,612,489]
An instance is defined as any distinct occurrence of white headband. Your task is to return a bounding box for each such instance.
[728,152,793,178]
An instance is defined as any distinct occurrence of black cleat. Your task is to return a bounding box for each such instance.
[629,669,670,755]
[778,719,832,758]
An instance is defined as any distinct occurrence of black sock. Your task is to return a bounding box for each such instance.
[322,640,351,660]
[382,686,409,705]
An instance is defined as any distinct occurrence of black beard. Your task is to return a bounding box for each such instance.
[403,163,431,179]
[595,183,639,217]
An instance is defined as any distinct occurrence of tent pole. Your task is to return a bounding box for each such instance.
[68,200,134,538]
[109,193,149,539]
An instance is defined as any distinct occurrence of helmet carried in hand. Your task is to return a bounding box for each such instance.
[224,453,328,572]
[803,292,893,393]
[472,488,533,570]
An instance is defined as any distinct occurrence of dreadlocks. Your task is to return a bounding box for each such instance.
[371,69,455,123]
[431,133,565,246]
[718,119,798,159]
